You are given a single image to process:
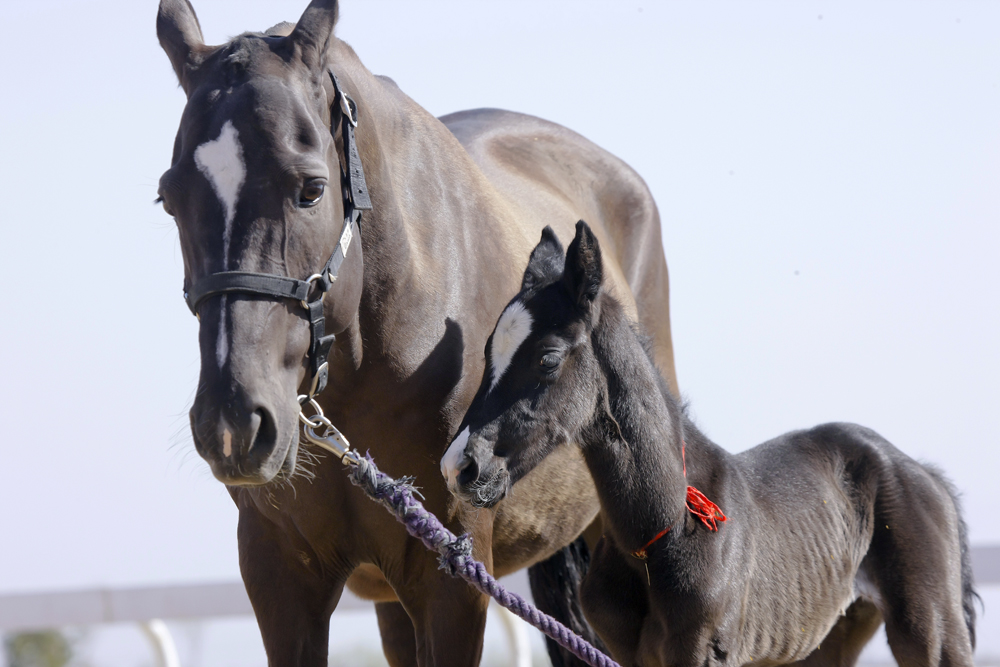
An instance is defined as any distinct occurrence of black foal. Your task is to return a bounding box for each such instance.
[444,221,977,667]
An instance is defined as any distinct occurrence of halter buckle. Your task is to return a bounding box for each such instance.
[341,94,358,128]
[308,362,329,398]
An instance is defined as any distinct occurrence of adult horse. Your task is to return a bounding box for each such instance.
[155,0,676,664]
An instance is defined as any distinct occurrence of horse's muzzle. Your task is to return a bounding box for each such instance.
[190,399,295,485]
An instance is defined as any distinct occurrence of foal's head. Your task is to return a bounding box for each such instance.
[442,221,607,508]
[156,0,363,484]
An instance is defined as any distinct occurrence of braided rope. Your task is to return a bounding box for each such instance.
[346,453,621,667]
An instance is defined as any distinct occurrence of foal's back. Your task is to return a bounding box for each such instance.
[725,421,977,665]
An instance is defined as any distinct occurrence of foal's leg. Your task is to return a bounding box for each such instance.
[864,462,975,667]
[579,537,649,666]
[790,599,882,667]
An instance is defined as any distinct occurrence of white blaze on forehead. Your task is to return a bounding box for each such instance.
[441,427,470,491]
[490,301,533,391]
[194,120,245,370]
[216,295,229,370]
[194,120,246,231]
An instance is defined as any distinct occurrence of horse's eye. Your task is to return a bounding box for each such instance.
[299,180,326,207]
[540,353,560,370]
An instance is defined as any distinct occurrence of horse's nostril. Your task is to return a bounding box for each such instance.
[456,458,480,487]
[250,407,277,455]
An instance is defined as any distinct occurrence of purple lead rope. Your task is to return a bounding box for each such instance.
[345,453,621,667]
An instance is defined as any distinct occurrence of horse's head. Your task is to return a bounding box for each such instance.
[157,0,364,485]
[442,221,606,508]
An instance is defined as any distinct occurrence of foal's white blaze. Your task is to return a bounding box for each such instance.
[194,120,246,370]
[442,426,470,491]
[490,301,533,391]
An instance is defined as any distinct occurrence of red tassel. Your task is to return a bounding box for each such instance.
[686,485,727,531]
[631,440,727,564]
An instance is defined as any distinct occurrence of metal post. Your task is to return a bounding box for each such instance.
[492,600,532,667]
[140,619,181,667]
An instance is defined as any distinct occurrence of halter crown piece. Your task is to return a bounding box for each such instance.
[183,72,372,400]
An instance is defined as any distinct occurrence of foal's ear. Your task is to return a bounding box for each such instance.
[290,0,340,70]
[157,0,206,94]
[564,220,603,310]
[521,226,565,293]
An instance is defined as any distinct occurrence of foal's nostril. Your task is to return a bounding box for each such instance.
[456,458,480,487]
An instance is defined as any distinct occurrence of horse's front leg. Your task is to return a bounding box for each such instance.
[379,530,490,666]
[408,567,489,666]
[235,499,350,666]
[375,601,418,667]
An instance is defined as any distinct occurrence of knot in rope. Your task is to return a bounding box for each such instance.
[438,532,473,576]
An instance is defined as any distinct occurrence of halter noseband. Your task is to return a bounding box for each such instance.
[183,72,372,400]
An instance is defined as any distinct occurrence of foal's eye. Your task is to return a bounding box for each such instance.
[540,353,561,371]
[299,180,326,207]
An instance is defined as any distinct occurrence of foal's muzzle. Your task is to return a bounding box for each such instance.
[441,428,510,508]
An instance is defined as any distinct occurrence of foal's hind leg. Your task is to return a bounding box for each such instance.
[790,599,882,667]
[863,462,975,666]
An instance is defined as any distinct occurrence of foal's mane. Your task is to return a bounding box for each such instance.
[598,291,692,424]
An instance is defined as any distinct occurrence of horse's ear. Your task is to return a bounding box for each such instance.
[157,0,206,94]
[521,226,565,293]
[289,0,339,70]
[563,220,603,310]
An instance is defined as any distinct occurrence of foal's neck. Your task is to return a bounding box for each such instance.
[583,298,689,550]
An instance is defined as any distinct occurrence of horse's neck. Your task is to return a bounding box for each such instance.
[583,299,689,549]
[334,43,512,342]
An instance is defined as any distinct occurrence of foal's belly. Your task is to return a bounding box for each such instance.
[723,539,864,662]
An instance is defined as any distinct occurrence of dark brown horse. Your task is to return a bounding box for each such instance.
[156,0,676,664]
[449,221,977,667]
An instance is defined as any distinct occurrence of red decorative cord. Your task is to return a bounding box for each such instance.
[632,439,727,561]
[685,485,727,531]
[631,525,671,560]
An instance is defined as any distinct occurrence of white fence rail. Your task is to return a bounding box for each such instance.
[1,548,997,666]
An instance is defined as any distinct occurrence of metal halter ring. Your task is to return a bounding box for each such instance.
[300,273,328,310]
[297,395,327,429]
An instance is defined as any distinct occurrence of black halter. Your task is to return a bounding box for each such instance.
[184,72,372,398]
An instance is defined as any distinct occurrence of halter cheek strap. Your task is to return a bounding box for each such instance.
[183,71,372,399]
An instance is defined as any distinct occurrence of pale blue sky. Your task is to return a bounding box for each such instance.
[1,0,997,605]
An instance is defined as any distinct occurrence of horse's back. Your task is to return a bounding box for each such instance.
[441,108,677,391]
